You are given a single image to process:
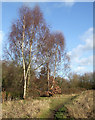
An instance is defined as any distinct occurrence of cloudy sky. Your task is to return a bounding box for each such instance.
[1,1,93,75]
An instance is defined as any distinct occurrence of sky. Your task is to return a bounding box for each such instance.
[0,2,93,76]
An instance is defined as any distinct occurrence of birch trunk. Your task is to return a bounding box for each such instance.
[27,63,30,94]
[27,42,31,93]
[52,46,58,89]
[47,62,50,91]
[22,15,26,99]
[52,55,57,89]
[54,56,57,81]
[23,71,26,99]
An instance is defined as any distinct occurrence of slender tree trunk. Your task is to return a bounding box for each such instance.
[54,55,57,81]
[47,62,50,91]
[52,57,56,89]
[27,42,31,94]
[23,70,26,99]
[27,32,34,94]
[22,15,26,99]
[52,46,58,89]
[23,58,27,99]
[52,57,56,88]
[27,64,30,94]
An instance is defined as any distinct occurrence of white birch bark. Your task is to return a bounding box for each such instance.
[22,15,26,99]
[47,62,50,91]
[51,45,58,89]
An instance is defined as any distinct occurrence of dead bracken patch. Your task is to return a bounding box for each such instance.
[66,90,94,118]
[2,99,50,118]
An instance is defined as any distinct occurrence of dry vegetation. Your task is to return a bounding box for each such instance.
[2,90,94,119]
[2,98,51,118]
[2,94,75,118]
[66,90,94,118]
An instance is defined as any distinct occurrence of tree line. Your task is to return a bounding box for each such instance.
[2,60,94,100]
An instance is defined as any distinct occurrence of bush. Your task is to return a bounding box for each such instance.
[61,88,86,94]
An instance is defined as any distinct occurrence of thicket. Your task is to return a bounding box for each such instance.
[2,60,94,100]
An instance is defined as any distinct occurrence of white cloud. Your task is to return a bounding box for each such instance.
[64,0,75,7]
[54,0,75,8]
[68,27,93,74]
[74,66,86,73]
[78,55,93,66]
[81,27,93,50]
[54,2,75,8]
[69,27,93,60]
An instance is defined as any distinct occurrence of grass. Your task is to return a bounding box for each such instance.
[54,105,68,119]
[54,95,79,119]
[38,94,77,118]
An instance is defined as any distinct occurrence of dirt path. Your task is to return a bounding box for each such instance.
[54,90,94,119]
[53,95,79,119]
[39,94,78,118]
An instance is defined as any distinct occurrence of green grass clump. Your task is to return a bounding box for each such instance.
[55,112,67,118]
[54,105,68,119]
[58,105,68,112]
